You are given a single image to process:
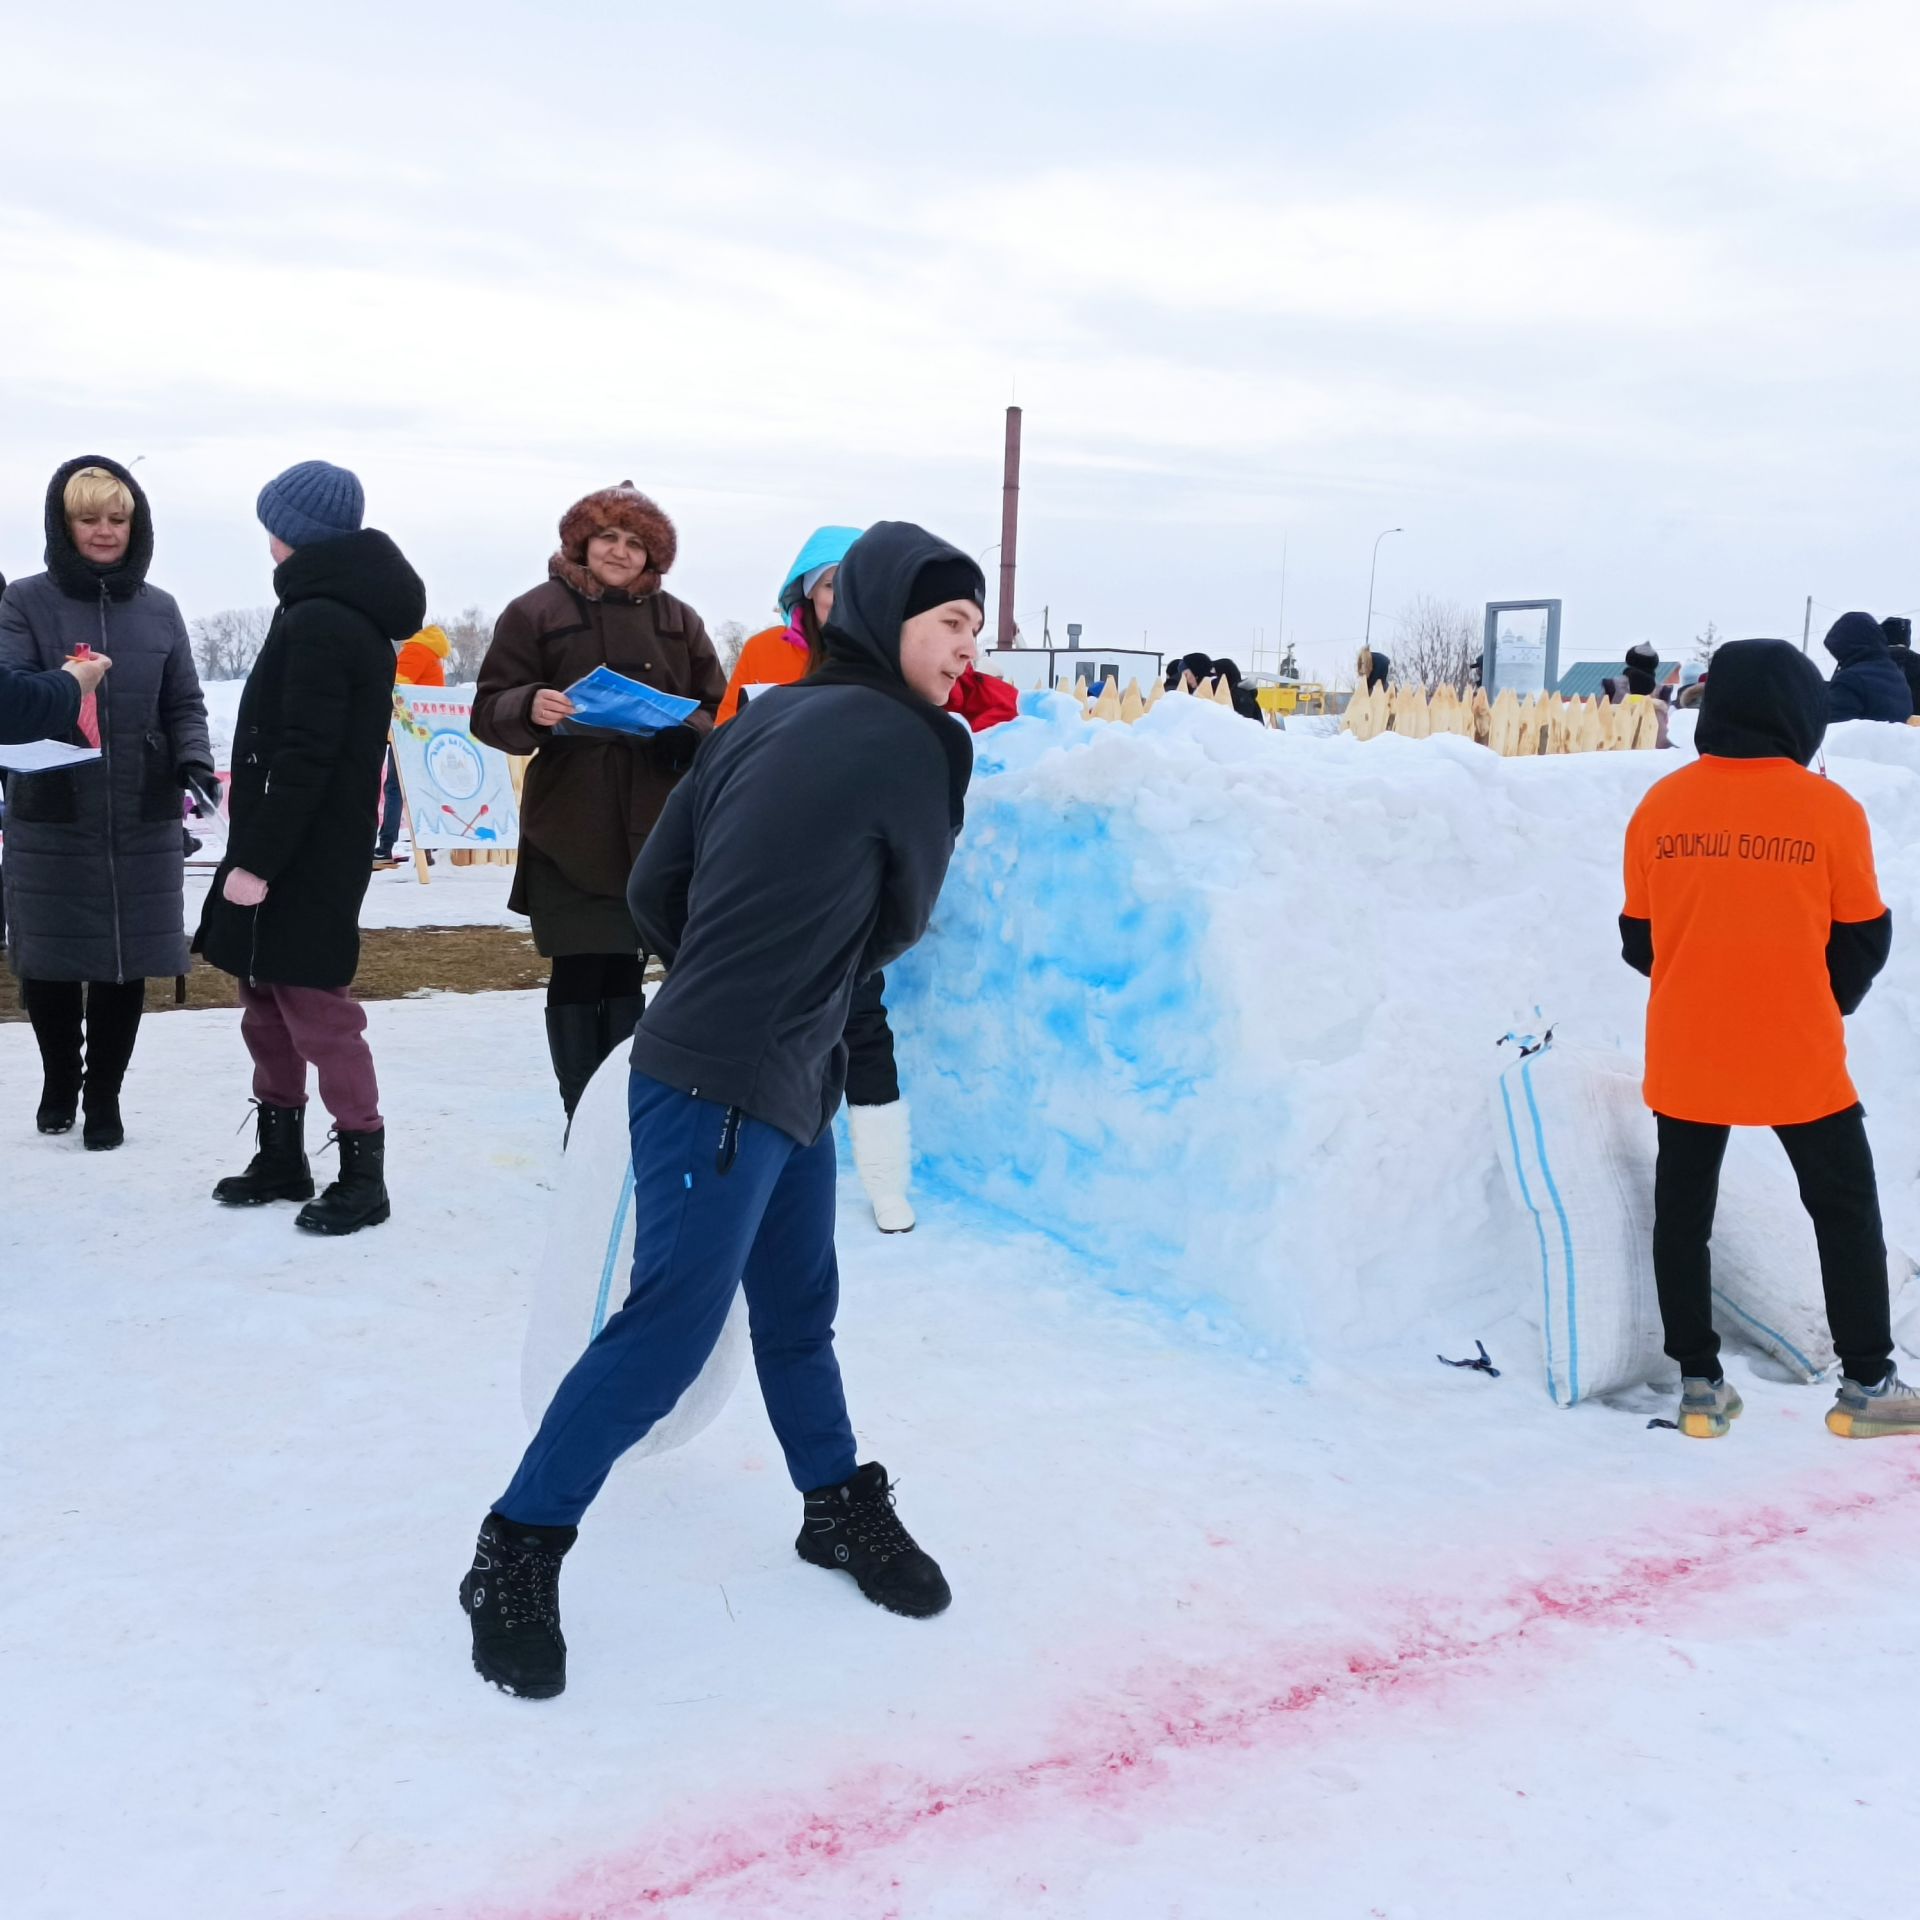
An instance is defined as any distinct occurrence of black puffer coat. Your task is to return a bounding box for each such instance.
[1824,612,1913,724]
[0,456,211,982]
[195,531,425,989]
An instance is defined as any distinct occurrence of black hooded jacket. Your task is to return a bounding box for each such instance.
[1882,618,1920,709]
[1620,638,1890,1011]
[1824,612,1913,724]
[196,530,426,989]
[627,521,979,1145]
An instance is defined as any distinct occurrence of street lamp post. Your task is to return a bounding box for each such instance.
[1364,526,1403,657]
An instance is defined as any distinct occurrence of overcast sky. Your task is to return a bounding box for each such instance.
[2,0,1913,681]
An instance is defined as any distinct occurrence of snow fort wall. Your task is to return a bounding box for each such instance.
[887,696,1920,1377]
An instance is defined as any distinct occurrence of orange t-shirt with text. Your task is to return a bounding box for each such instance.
[1623,757,1884,1126]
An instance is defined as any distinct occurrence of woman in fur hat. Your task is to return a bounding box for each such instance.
[474,485,726,1121]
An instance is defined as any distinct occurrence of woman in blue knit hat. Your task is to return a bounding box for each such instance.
[196,460,428,1235]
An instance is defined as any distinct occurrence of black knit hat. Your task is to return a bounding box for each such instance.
[903,556,985,624]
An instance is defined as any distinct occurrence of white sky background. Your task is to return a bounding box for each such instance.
[1,0,1915,681]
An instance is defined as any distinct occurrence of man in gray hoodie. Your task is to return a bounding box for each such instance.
[462,521,982,1698]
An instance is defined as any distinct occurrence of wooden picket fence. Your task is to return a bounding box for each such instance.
[1054,673,1242,724]
[1343,683,1665,756]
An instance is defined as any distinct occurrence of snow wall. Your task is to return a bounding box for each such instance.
[886,694,1920,1371]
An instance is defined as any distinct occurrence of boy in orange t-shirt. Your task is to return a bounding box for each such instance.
[1621,639,1915,1439]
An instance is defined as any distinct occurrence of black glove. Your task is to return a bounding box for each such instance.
[180,762,221,816]
[649,724,704,774]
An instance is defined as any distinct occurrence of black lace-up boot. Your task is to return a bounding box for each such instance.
[295,1127,389,1235]
[213,1102,315,1205]
[460,1511,578,1698]
[796,1462,952,1618]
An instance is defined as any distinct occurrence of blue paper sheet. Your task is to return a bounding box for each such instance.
[560,667,700,738]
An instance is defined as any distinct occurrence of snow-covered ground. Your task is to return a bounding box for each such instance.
[11,701,1920,1919]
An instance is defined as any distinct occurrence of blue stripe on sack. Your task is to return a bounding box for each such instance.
[590,1165,636,1341]
[1711,1285,1821,1378]
[1520,1058,1581,1405]
[1499,1067,1565,1406]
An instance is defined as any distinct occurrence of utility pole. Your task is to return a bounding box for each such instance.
[1801,595,1812,653]
[997,406,1021,651]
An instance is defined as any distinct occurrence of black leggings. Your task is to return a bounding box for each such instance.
[546,953,645,1007]
[1653,1106,1893,1386]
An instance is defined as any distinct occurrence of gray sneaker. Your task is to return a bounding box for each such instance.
[1678,1375,1744,1439]
[1827,1371,1920,1439]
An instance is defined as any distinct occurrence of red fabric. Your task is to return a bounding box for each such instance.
[946,665,1019,732]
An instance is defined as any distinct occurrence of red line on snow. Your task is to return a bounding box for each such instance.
[456,1465,1920,1919]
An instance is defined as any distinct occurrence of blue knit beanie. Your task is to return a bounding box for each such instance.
[256,460,365,548]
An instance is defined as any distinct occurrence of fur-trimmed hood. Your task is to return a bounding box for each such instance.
[549,483,677,602]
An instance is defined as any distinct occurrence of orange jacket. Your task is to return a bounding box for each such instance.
[717,623,810,725]
[395,625,450,688]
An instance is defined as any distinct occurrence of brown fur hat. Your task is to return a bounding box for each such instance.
[549,482,677,601]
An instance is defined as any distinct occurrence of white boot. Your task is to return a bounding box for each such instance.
[847,1100,916,1233]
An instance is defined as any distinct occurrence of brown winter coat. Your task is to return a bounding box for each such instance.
[473,578,726,949]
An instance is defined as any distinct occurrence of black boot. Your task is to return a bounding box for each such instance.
[22,979,83,1135]
[796,1462,952,1618]
[213,1102,316,1206]
[295,1127,390,1235]
[544,1002,604,1130]
[460,1510,577,1698]
[81,979,145,1151]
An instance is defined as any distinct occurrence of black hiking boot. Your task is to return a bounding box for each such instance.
[295,1127,390,1235]
[214,1102,316,1205]
[460,1511,577,1698]
[796,1462,952,1618]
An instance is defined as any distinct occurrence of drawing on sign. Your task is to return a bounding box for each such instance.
[390,687,521,849]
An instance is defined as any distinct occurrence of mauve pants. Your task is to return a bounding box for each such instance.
[238,981,382,1132]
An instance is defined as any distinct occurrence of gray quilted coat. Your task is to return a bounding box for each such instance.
[0,456,211,982]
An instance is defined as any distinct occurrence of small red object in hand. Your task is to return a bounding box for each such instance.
[72,644,100,748]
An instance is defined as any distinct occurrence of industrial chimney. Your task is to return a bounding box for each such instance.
[997,405,1021,650]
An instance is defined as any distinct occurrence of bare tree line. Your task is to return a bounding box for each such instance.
[188,603,501,681]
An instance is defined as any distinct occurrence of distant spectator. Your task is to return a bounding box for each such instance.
[1164,649,1215,693]
[1210,657,1265,723]
[1362,649,1392,693]
[1602,641,1663,700]
[1602,642,1672,747]
[377,624,452,865]
[1880,615,1920,713]
[1823,611,1913,724]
